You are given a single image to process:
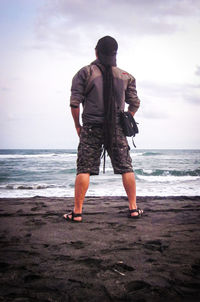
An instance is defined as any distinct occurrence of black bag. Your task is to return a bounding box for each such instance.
[120,111,139,147]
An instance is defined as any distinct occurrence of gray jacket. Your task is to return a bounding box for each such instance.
[70,60,140,125]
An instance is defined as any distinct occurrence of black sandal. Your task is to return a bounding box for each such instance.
[128,208,143,219]
[63,211,82,223]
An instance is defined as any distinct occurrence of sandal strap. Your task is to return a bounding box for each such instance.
[71,211,82,218]
[129,208,142,214]
[129,209,138,213]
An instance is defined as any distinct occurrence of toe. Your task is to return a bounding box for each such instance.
[63,213,72,220]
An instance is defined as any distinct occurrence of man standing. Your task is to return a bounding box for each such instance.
[64,36,143,222]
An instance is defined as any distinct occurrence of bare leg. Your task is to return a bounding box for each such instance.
[74,173,90,213]
[64,173,90,221]
[122,172,143,217]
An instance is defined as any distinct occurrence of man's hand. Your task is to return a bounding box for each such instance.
[76,125,82,137]
[128,110,135,117]
[71,106,82,137]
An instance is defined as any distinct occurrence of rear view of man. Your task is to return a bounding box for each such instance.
[64,36,143,222]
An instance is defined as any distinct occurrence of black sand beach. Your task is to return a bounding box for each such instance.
[0,196,200,301]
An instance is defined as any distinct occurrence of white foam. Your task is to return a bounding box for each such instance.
[0,153,77,159]
[137,175,200,183]
[142,169,153,174]
[1,180,200,198]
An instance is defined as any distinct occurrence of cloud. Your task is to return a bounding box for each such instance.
[137,80,200,121]
[139,81,181,98]
[184,94,200,104]
[140,107,169,120]
[195,66,200,76]
[183,85,200,104]
[0,87,10,92]
[34,0,200,53]
[140,80,200,104]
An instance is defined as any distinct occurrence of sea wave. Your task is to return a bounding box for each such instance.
[137,175,200,183]
[0,149,200,198]
[130,152,144,157]
[60,168,76,174]
[0,153,77,159]
[0,184,66,190]
[135,168,200,177]
[141,152,162,156]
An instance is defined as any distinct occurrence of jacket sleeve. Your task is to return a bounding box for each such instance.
[70,66,89,108]
[125,76,140,113]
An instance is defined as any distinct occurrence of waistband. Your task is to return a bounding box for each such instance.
[83,123,104,129]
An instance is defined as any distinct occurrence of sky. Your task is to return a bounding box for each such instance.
[0,0,200,149]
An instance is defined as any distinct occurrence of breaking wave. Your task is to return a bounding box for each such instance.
[135,168,200,177]
[142,152,162,156]
[0,184,66,190]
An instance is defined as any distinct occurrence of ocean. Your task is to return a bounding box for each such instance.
[0,149,200,198]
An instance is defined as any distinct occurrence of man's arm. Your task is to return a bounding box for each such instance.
[70,66,89,136]
[126,76,140,116]
[71,106,82,137]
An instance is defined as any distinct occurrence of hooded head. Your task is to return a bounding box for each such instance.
[95,36,118,66]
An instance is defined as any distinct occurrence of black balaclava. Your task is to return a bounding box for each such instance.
[95,36,118,66]
[94,36,118,171]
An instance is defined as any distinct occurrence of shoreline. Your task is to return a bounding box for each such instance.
[0,196,200,301]
[1,195,200,200]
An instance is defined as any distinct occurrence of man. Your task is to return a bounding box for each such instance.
[64,36,143,222]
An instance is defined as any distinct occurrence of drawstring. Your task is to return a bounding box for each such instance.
[102,148,106,173]
[132,137,136,148]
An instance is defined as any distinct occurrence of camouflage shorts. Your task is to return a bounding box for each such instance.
[77,124,133,175]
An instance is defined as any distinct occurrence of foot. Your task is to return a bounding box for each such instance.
[128,208,143,218]
[63,211,82,222]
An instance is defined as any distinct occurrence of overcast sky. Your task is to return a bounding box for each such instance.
[0,0,200,149]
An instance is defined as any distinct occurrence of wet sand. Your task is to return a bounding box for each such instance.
[0,196,200,302]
